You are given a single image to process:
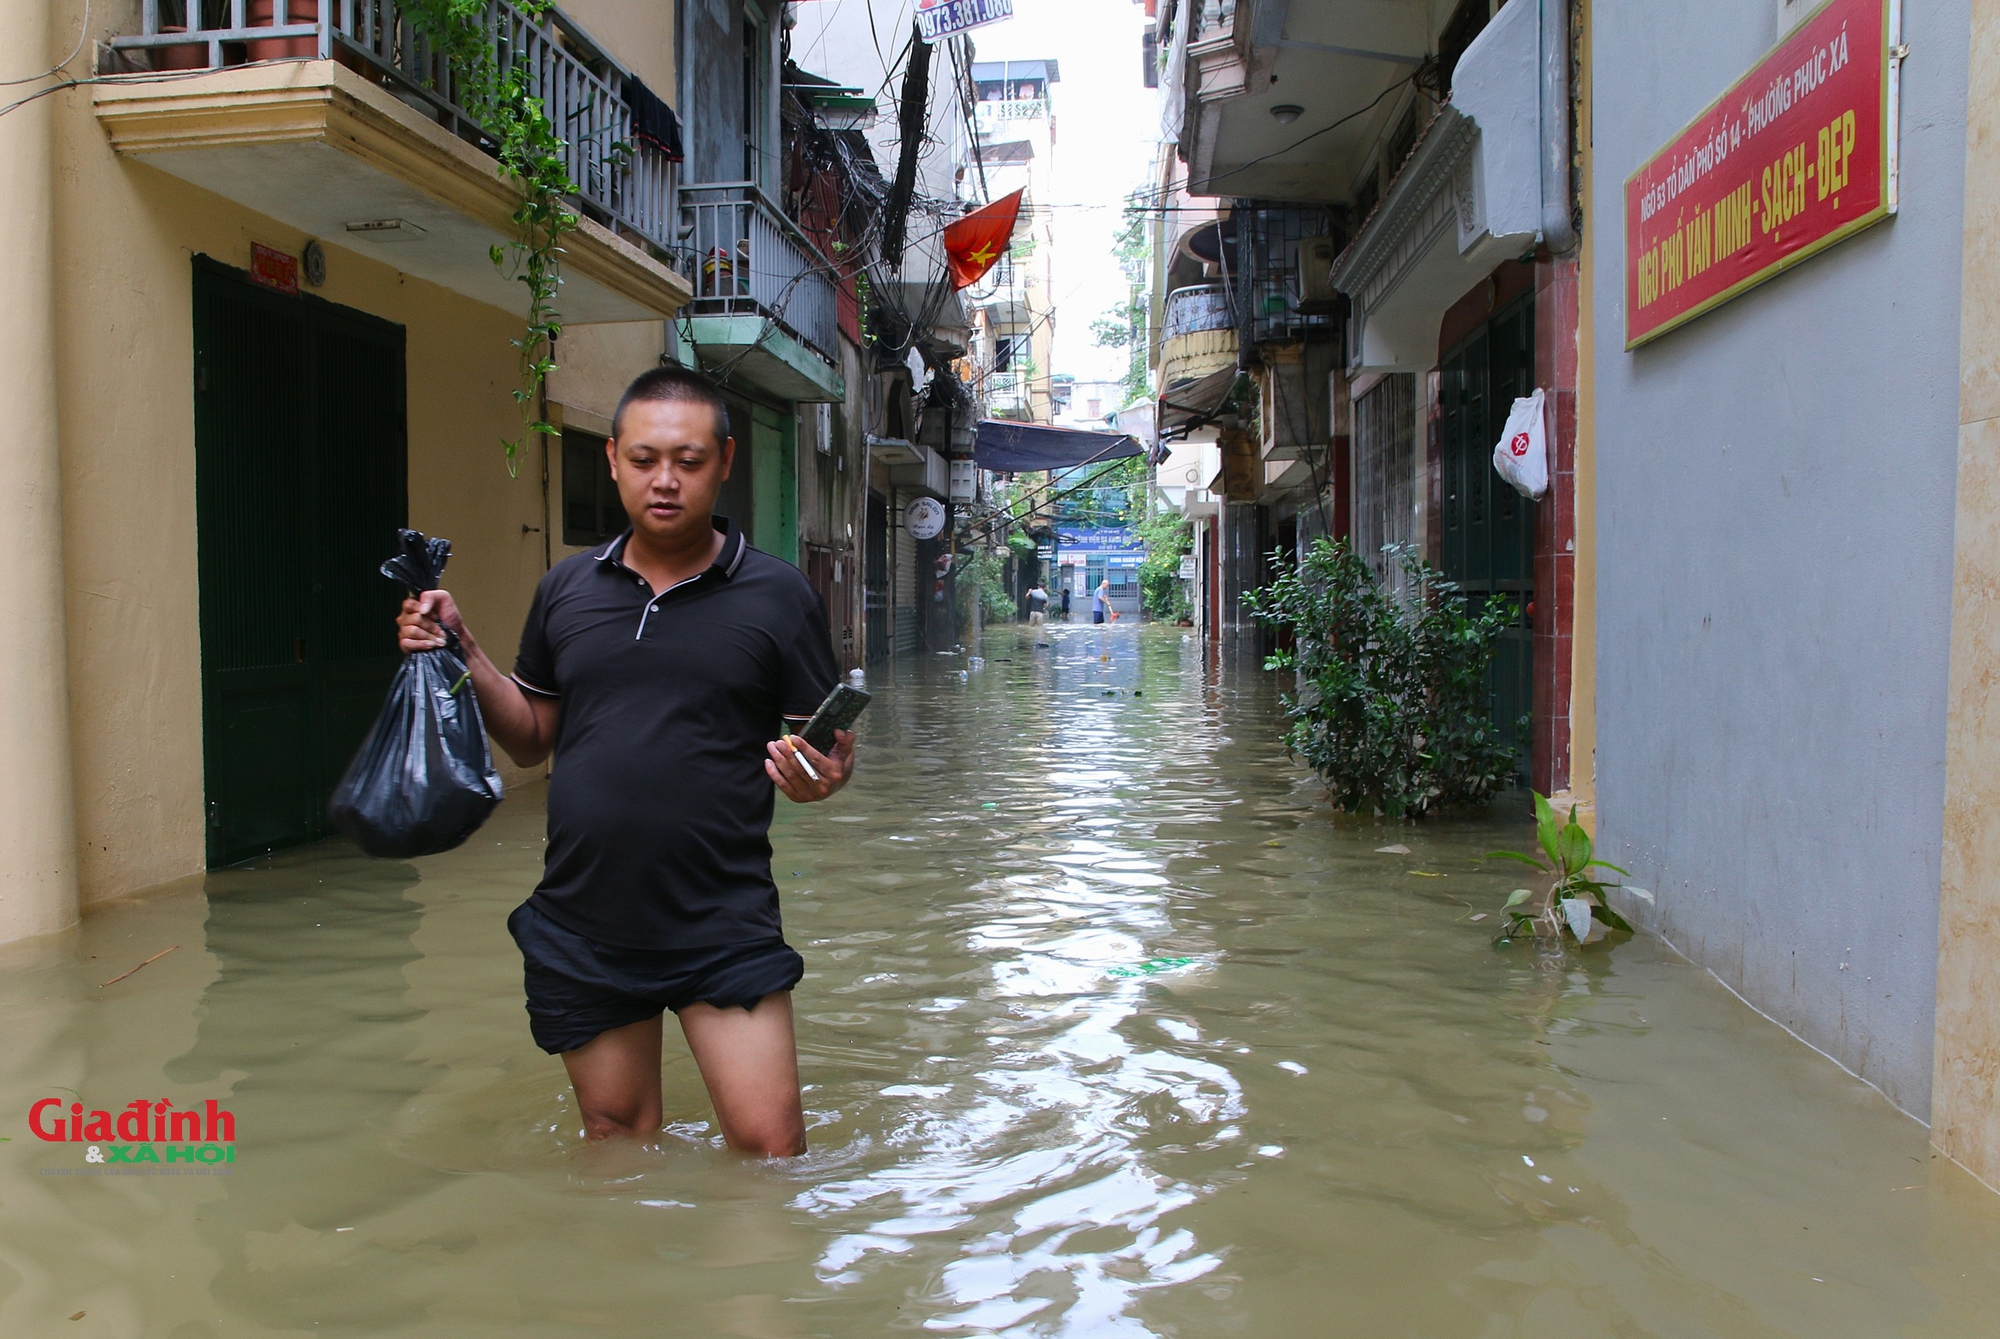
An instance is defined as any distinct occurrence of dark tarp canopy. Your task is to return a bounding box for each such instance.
[973,420,1144,473]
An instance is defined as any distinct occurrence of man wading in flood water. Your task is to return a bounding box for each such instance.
[396,365,852,1157]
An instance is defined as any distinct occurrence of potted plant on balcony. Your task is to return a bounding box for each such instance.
[154,0,214,70]
[244,0,319,62]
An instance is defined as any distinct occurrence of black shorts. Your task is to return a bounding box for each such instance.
[507,899,804,1055]
[1092,610,1106,624]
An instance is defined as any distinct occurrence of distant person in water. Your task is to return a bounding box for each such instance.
[1092,579,1110,624]
[1026,583,1048,625]
[1060,586,1071,621]
[396,365,853,1158]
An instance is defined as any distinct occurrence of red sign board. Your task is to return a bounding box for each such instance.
[250,242,299,296]
[1624,0,1901,349]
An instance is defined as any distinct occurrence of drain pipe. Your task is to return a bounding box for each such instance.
[1539,0,1577,254]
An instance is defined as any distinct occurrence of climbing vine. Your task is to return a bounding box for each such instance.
[402,0,579,474]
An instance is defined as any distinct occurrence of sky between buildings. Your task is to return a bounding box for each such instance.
[973,0,1156,387]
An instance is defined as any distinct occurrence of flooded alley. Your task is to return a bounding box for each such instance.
[2,625,1997,1337]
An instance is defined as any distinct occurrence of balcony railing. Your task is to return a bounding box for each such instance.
[108,0,675,254]
[1163,284,1233,339]
[1190,0,1237,42]
[973,98,1048,129]
[985,371,1030,414]
[677,183,839,364]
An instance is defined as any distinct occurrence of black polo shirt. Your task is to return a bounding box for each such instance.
[511,516,838,950]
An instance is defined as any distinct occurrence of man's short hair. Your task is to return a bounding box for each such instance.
[612,364,730,445]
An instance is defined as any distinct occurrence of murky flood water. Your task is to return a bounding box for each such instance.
[6,624,2000,1337]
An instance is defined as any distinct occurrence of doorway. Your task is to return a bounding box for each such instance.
[864,489,889,662]
[193,257,407,865]
[1438,294,1534,773]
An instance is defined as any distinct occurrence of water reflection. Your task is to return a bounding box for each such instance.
[167,854,444,1332]
[2,624,1999,1336]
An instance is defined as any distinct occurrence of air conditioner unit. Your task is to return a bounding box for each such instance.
[1296,236,1340,311]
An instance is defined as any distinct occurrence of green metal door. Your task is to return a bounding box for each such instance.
[193,257,407,865]
[750,403,796,565]
[1439,296,1534,774]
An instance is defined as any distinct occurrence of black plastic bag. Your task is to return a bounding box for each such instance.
[327,530,504,858]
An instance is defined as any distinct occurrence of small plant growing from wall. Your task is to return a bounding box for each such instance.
[1490,793,1633,944]
[403,0,582,475]
[1246,538,1520,818]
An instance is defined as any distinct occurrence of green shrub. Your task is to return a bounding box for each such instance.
[953,547,1016,625]
[1136,510,1192,622]
[1245,538,1521,818]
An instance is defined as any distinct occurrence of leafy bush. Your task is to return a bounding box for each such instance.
[1245,538,1521,818]
[953,547,1016,625]
[1136,510,1192,622]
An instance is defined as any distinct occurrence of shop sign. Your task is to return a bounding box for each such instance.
[1624,0,1901,349]
[916,0,1011,42]
[250,242,299,296]
[1177,556,1197,580]
[905,496,947,540]
[1055,527,1136,552]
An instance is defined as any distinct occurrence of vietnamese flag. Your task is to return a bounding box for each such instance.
[943,190,1025,289]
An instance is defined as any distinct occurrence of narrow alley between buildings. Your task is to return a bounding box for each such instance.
[7,626,1999,1335]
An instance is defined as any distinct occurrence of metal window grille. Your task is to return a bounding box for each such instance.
[1233,203,1341,347]
[1351,374,1416,599]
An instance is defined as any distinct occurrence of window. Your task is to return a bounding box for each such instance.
[742,9,771,187]
[1437,0,1494,93]
[1353,171,1380,226]
[1351,374,1417,597]
[993,337,1015,373]
[562,429,624,547]
[1386,104,1419,181]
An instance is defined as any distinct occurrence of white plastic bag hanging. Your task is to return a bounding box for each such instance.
[1492,387,1549,500]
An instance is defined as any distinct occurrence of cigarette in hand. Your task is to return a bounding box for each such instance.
[786,736,821,782]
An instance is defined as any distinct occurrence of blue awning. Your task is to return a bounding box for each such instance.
[974,420,1144,473]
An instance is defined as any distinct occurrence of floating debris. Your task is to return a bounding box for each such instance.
[1108,956,1197,979]
[99,944,179,988]
[1376,844,1411,855]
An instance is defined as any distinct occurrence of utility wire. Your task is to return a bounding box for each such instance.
[3,0,90,86]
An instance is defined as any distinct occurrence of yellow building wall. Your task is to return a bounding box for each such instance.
[562,0,676,98]
[545,320,670,559]
[46,64,655,906]
[1935,0,2000,1190]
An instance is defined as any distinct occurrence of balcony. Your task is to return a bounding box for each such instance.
[97,0,688,322]
[973,99,1049,134]
[1170,0,1427,200]
[969,257,1032,329]
[1330,0,1546,371]
[1159,284,1236,391]
[675,183,844,402]
[985,371,1032,420]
